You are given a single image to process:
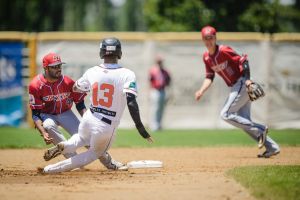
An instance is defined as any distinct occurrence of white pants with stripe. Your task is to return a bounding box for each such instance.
[220,77,279,152]
[41,110,79,158]
[44,109,118,173]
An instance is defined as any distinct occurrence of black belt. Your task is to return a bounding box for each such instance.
[90,108,112,125]
[101,117,111,125]
[90,106,116,117]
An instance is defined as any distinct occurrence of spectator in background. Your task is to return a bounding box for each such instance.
[149,56,171,131]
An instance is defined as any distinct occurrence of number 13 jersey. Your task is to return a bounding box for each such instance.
[78,63,137,122]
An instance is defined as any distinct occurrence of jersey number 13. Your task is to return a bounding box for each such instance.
[92,83,114,108]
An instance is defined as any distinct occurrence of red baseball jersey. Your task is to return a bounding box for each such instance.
[29,74,86,114]
[149,66,171,90]
[203,45,246,87]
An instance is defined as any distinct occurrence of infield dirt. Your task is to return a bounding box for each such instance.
[0,147,299,200]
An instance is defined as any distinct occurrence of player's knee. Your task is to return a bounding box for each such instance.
[220,111,230,121]
[42,118,58,131]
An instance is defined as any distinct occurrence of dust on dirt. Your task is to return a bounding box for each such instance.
[0,147,299,200]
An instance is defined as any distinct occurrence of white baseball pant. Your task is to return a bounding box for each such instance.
[41,109,79,158]
[220,76,280,152]
[44,109,117,173]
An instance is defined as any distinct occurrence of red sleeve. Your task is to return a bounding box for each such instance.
[238,54,248,73]
[65,76,87,104]
[221,46,244,72]
[221,46,241,61]
[28,79,43,110]
[203,53,215,80]
[72,91,87,104]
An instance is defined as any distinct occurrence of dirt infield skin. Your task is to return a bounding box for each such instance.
[0,147,299,200]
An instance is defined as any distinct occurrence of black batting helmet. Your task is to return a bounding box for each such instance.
[99,37,122,59]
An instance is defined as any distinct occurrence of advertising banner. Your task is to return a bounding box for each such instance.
[0,42,24,126]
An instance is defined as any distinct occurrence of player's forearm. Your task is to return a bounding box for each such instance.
[31,109,47,135]
[34,119,48,136]
[198,78,213,94]
[195,78,213,101]
[126,93,150,138]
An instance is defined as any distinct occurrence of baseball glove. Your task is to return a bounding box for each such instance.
[246,82,265,101]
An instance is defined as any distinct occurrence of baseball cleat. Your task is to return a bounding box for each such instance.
[100,153,129,171]
[110,160,129,171]
[258,127,268,149]
[257,149,280,158]
[44,143,64,161]
[117,165,129,171]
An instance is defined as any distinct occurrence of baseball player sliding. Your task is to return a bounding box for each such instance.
[28,52,87,159]
[40,37,153,173]
[195,26,280,158]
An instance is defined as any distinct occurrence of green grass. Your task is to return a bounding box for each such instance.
[115,128,300,147]
[0,126,299,148]
[227,166,300,200]
[0,126,48,148]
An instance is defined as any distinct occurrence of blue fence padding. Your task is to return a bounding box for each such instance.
[0,42,24,126]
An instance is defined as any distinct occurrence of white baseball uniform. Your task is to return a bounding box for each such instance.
[44,63,137,173]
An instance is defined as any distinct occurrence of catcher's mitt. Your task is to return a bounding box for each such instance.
[246,82,265,101]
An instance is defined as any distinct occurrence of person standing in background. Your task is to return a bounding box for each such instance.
[149,56,171,131]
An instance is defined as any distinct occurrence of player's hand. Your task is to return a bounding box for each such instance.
[41,132,53,145]
[146,136,154,143]
[195,90,203,101]
[245,79,253,87]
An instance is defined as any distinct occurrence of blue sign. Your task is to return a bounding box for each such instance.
[0,42,24,126]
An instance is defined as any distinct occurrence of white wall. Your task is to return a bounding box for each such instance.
[36,39,300,129]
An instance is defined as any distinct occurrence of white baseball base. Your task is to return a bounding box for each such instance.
[126,160,163,169]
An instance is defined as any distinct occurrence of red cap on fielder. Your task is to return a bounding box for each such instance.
[42,52,65,68]
[201,26,217,38]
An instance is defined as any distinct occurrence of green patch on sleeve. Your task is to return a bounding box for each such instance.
[129,82,136,89]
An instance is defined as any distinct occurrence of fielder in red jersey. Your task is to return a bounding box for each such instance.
[28,53,87,157]
[29,74,85,114]
[195,26,280,158]
[203,45,246,87]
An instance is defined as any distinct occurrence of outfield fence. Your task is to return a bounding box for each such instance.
[0,32,299,129]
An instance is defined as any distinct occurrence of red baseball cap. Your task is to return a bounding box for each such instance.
[201,26,217,38]
[42,52,65,68]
